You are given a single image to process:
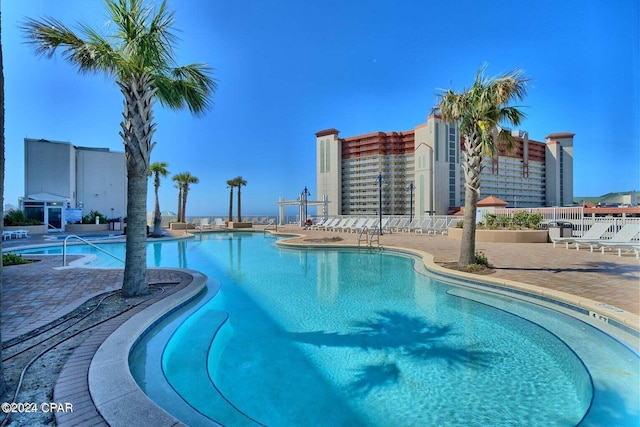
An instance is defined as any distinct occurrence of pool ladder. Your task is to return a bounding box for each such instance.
[62,235,125,266]
[357,226,381,249]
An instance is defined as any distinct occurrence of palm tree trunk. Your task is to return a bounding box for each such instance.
[459,184,479,266]
[177,188,183,222]
[123,172,149,296]
[458,134,483,267]
[0,8,7,394]
[152,178,163,237]
[228,186,234,222]
[182,188,189,224]
[119,75,155,297]
[237,185,242,222]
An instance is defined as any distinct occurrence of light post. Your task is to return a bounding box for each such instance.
[408,182,414,223]
[302,186,311,225]
[377,173,383,236]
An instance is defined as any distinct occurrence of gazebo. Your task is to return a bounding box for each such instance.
[477,196,509,208]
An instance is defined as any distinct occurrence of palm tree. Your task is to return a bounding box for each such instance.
[226,178,235,222]
[0,4,7,396]
[173,172,199,224]
[434,65,528,267]
[23,0,216,296]
[233,176,247,221]
[173,180,183,222]
[148,161,169,237]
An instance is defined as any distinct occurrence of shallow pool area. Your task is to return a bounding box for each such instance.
[17,232,640,425]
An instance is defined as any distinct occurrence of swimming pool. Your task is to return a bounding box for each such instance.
[19,232,640,425]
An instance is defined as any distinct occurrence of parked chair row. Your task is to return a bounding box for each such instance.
[551,222,640,258]
[2,229,29,240]
[195,217,227,230]
[309,216,454,235]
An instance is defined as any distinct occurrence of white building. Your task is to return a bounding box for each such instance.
[21,138,126,231]
[316,115,574,217]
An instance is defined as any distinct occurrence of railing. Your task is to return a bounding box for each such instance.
[62,235,124,267]
[47,223,62,233]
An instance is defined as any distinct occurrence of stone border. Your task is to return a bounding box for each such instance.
[88,269,209,427]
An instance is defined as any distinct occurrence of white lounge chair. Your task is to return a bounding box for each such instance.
[335,217,358,232]
[357,218,378,234]
[196,218,212,230]
[552,222,612,249]
[213,218,227,228]
[403,218,422,233]
[329,218,349,231]
[392,218,409,233]
[320,218,341,231]
[595,224,640,257]
[347,218,368,233]
[427,218,448,235]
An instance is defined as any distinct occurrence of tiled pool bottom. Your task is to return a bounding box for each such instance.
[122,234,639,426]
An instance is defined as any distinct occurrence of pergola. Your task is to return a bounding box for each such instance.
[277,194,330,226]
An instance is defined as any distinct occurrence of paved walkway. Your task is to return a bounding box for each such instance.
[1,227,638,425]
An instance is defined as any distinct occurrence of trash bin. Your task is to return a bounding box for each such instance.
[547,221,573,240]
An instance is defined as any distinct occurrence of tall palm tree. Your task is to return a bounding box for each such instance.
[23,0,216,296]
[173,172,199,223]
[434,65,528,267]
[233,176,247,221]
[148,161,169,237]
[0,4,6,396]
[173,180,183,222]
[226,178,235,222]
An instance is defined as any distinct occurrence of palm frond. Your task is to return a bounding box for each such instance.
[154,64,217,114]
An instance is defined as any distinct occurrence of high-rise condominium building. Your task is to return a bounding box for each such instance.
[316,115,573,217]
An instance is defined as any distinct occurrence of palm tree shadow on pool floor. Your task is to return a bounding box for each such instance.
[288,310,498,397]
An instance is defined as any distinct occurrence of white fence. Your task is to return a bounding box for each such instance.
[494,206,640,239]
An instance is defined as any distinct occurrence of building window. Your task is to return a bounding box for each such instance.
[320,141,325,173]
[325,140,331,173]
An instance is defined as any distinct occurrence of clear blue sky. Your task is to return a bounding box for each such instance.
[3,0,639,216]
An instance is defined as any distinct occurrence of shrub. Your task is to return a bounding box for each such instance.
[3,253,35,266]
[3,210,42,226]
[473,251,492,268]
[83,210,106,224]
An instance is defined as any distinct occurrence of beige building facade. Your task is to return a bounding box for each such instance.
[22,138,126,230]
[316,115,574,217]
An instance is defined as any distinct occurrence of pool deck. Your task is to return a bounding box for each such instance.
[2,226,639,426]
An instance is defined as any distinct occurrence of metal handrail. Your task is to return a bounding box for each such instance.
[62,234,125,266]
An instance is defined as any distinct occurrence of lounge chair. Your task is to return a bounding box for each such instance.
[2,231,13,240]
[335,217,358,232]
[370,218,389,234]
[594,224,640,257]
[427,218,447,235]
[357,218,378,233]
[392,218,409,232]
[310,217,330,230]
[196,218,212,230]
[384,217,400,233]
[213,217,227,228]
[348,218,369,233]
[320,217,341,231]
[328,218,349,231]
[551,222,612,249]
[403,218,422,233]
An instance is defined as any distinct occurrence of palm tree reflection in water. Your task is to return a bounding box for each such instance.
[289,310,496,396]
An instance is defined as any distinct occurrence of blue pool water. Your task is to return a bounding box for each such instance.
[19,232,640,426]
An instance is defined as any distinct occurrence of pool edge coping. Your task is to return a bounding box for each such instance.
[88,268,208,427]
